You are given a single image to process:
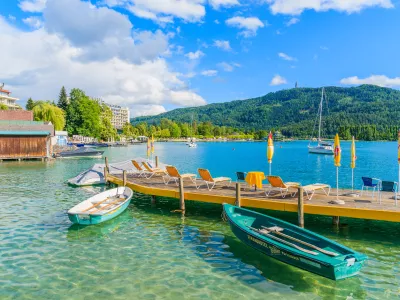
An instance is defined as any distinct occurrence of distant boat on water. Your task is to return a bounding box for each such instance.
[57,147,104,158]
[308,88,334,155]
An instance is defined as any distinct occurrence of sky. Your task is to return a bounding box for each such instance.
[1,0,400,117]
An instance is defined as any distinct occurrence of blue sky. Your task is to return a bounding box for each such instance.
[1,0,400,117]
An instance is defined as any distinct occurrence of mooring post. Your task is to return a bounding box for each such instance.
[333,216,340,226]
[179,177,185,211]
[155,156,159,168]
[235,182,241,207]
[151,195,156,204]
[105,157,109,172]
[104,167,108,184]
[123,170,127,186]
[298,187,304,228]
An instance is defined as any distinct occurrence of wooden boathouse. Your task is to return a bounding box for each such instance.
[0,117,54,161]
[104,158,400,225]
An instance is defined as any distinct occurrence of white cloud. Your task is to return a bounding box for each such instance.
[23,16,43,29]
[107,0,206,22]
[225,16,265,37]
[217,61,240,72]
[0,2,205,113]
[19,0,47,12]
[185,50,204,60]
[170,90,206,106]
[8,15,16,21]
[265,0,393,15]
[131,104,167,117]
[270,74,287,86]
[278,52,296,61]
[340,75,400,87]
[201,70,218,76]
[320,45,329,50]
[286,17,299,26]
[43,0,169,64]
[213,40,231,51]
[209,0,240,9]
[214,19,220,24]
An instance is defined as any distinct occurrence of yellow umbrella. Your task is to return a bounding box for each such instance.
[333,134,342,202]
[350,136,356,192]
[267,131,274,175]
[146,137,151,159]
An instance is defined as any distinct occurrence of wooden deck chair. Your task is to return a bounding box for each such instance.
[302,183,331,200]
[197,168,231,191]
[163,166,197,186]
[142,162,167,179]
[265,176,300,198]
[131,160,149,177]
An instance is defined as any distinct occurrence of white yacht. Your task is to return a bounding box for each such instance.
[308,88,334,155]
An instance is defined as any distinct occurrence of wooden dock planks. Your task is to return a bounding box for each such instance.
[107,174,400,223]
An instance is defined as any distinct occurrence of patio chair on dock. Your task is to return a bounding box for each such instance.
[361,177,381,199]
[265,176,300,198]
[197,168,231,191]
[131,160,149,177]
[379,181,398,205]
[163,166,197,186]
[236,172,249,190]
[142,162,167,179]
[302,183,331,200]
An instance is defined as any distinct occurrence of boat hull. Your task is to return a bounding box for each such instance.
[223,204,366,280]
[68,187,133,225]
[308,147,334,155]
[68,198,131,225]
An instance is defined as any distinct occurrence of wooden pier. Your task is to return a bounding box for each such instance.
[106,172,400,224]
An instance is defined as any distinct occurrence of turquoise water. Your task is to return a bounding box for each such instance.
[1,141,400,299]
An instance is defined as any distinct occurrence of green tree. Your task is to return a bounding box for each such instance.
[26,98,35,110]
[170,123,181,138]
[32,102,65,130]
[99,104,116,141]
[57,86,68,111]
[0,103,8,110]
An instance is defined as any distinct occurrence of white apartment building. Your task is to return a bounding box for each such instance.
[96,99,130,129]
[0,85,20,109]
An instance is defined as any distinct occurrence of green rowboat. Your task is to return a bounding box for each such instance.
[223,204,367,280]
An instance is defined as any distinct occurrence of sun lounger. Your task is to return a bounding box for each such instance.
[197,168,231,191]
[142,162,167,179]
[302,183,331,200]
[265,176,300,198]
[163,166,197,186]
[131,160,150,177]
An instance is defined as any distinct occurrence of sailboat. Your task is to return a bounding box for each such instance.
[308,88,334,155]
[188,114,197,148]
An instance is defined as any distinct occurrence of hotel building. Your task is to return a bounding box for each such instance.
[0,85,20,110]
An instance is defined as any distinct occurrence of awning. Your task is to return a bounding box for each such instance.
[0,131,51,136]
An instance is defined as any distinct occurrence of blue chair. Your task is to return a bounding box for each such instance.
[236,172,248,189]
[361,177,381,199]
[379,181,398,205]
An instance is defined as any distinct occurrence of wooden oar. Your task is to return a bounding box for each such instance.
[82,197,115,212]
[91,196,126,214]
[248,226,318,256]
[261,226,339,257]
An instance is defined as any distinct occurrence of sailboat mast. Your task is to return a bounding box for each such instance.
[318,88,324,141]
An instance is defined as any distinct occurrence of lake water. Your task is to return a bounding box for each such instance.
[1,141,399,299]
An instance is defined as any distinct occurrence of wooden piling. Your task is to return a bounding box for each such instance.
[235,183,241,207]
[332,216,340,226]
[123,170,127,186]
[179,177,185,211]
[151,195,156,204]
[105,157,109,172]
[104,167,108,184]
[155,156,159,168]
[298,187,304,228]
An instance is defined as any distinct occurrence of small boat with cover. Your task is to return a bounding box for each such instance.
[223,204,367,280]
[68,187,133,225]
